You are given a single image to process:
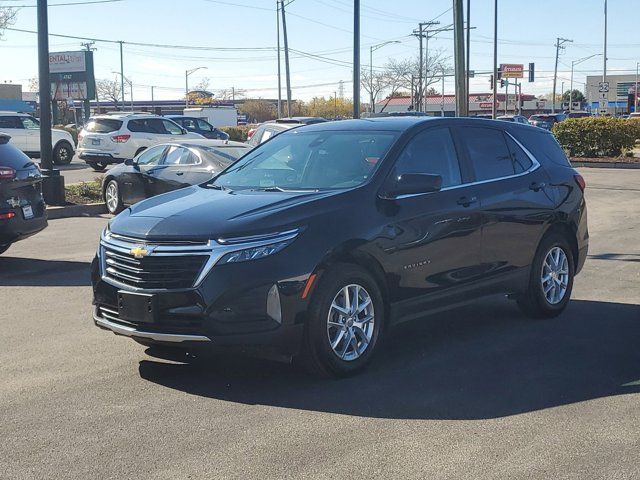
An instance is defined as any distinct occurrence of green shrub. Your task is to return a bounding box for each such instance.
[53,124,79,144]
[220,125,250,142]
[552,117,637,157]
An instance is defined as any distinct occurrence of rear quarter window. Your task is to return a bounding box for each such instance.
[84,119,123,133]
[0,141,33,169]
[512,128,571,167]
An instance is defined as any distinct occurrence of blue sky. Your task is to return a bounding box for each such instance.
[1,0,638,101]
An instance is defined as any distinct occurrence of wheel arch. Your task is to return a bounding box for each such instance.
[540,222,579,267]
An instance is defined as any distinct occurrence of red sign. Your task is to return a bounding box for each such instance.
[479,102,494,109]
[500,63,524,79]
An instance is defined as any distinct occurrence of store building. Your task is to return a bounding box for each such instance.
[585,74,639,115]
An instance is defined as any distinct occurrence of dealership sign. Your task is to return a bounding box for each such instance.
[49,51,86,74]
[48,51,96,100]
[500,64,524,79]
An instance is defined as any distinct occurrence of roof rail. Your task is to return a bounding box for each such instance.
[103,111,158,116]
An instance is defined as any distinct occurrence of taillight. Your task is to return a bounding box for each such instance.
[574,173,586,192]
[247,128,256,139]
[0,212,15,220]
[0,167,16,180]
[111,134,131,143]
[78,132,84,142]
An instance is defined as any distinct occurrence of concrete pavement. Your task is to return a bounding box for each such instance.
[0,168,639,479]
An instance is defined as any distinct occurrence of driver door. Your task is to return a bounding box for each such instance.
[120,145,167,205]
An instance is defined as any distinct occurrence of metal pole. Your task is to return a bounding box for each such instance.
[635,62,639,113]
[453,0,467,116]
[151,86,154,112]
[353,0,360,118]
[561,81,565,111]
[334,91,337,118]
[603,0,607,84]
[130,81,133,111]
[505,80,508,115]
[570,61,574,112]
[370,46,374,113]
[466,0,470,114]
[119,41,125,109]
[185,70,189,109]
[281,0,292,117]
[417,25,423,112]
[552,38,560,113]
[492,0,498,119]
[441,72,445,117]
[37,0,53,172]
[276,1,282,118]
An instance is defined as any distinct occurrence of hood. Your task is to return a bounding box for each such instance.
[109,185,347,241]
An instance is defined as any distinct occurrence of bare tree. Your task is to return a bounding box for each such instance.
[217,88,246,101]
[96,79,122,108]
[361,69,389,113]
[0,8,17,38]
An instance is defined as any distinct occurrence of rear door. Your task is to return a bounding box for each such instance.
[376,126,483,319]
[120,145,167,204]
[456,125,555,279]
[0,115,27,152]
[19,116,41,153]
[147,145,194,194]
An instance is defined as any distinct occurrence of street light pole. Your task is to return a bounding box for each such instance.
[119,41,125,109]
[276,1,282,118]
[570,54,602,112]
[353,0,360,118]
[492,0,498,119]
[370,41,400,114]
[185,66,207,110]
[636,62,639,113]
[453,0,467,116]
[37,0,65,205]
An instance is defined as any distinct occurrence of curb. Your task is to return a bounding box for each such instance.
[47,203,108,220]
[571,161,640,169]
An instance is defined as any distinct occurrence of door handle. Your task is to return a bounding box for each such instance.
[176,171,184,176]
[456,196,478,207]
[529,181,546,192]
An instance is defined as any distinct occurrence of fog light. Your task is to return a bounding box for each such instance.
[266,284,282,324]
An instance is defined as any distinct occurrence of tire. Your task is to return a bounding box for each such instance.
[88,161,107,172]
[0,243,11,255]
[53,141,73,165]
[300,264,384,377]
[517,233,575,319]
[104,179,124,214]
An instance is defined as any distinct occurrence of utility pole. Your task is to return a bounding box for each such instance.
[118,41,125,109]
[151,86,154,112]
[276,1,282,118]
[635,62,639,113]
[413,21,446,113]
[603,0,608,84]
[334,91,337,118]
[280,0,292,117]
[81,41,95,121]
[441,71,445,117]
[465,0,471,114]
[492,0,498,119]
[453,0,467,116]
[504,80,508,115]
[37,0,64,204]
[353,0,360,118]
[552,37,572,113]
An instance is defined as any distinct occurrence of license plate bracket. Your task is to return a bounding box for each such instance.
[91,138,101,146]
[118,291,157,323]
[22,205,34,219]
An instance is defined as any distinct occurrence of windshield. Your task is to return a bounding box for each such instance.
[85,118,123,133]
[530,115,553,122]
[212,130,398,191]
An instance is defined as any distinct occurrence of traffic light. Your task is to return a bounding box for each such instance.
[528,62,535,82]
[500,79,506,88]
[489,74,494,89]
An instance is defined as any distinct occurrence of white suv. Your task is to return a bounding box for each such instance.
[0,111,76,165]
[77,113,204,171]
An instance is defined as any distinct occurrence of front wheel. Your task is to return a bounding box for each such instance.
[104,179,124,214]
[300,264,383,377]
[517,233,575,319]
[53,141,73,165]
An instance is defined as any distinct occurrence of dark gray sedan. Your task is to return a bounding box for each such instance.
[101,140,251,214]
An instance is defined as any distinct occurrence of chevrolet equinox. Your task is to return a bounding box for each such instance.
[91,117,588,377]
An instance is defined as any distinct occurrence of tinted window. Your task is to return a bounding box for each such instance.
[200,146,248,165]
[394,127,461,187]
[126,119,150,133]
[0,116,23,129]
[462,127,514,181]
[512,128,571,167]
[180,119,197,130]
[85,118,123,133]
[214,130,397,190]
[162,119,183,135]
[163,146,186,165]
[21,117,40,129]
[196,119,212,131]
[136,145,165,165]
[505,135,533,173]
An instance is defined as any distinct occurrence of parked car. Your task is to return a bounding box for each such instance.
[627,112,640,119]
[567,111,592,119]
[246,121,303,146]
[101,139,251,214]
[0,111,76,165]
[92,117,588,377]
[77,113,204,172]
[0,133,47,255]
[529,113,568,130]
[497,115,529,124]
[166,115,229,140]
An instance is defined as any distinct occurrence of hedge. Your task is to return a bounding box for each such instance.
[552,117,640,157]
[220,125,250,142]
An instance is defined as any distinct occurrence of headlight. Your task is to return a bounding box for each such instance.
[219,239,294,264]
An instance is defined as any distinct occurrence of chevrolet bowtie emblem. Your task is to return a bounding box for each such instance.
[129,246,149,259]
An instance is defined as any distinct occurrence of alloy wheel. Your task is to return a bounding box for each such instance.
[105,181,119,213]
[541,246,569,305]
[326,284,375,361]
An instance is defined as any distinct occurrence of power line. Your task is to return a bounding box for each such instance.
[3,0,123,7]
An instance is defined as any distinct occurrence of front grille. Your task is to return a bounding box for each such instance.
[97,305,204,334]
[103,246,207,290]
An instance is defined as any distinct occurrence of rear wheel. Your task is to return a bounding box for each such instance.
[517,233,575,319]
[53,141,73,165]
[300,264,383,377]
[0,243,11,255]
[104,179,124,214]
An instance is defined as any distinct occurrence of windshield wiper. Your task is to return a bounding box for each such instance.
[251,186,318,193]
[205,183,230,191]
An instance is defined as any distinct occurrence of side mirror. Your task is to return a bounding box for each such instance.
[124,158,134,166]
[181,128,188,135]
[383,173,442,199]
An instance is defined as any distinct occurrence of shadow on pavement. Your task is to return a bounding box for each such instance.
[139,297,640,420]
[588,253,640,263]
[0,257,91,286]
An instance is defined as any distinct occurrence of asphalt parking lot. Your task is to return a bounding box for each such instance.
[1,167,639,479]
[37,155,111,185]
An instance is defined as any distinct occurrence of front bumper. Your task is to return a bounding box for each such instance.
[91,232,317,355]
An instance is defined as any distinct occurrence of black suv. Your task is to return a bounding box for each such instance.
[92,117,588,377]
[166,116,229,140]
